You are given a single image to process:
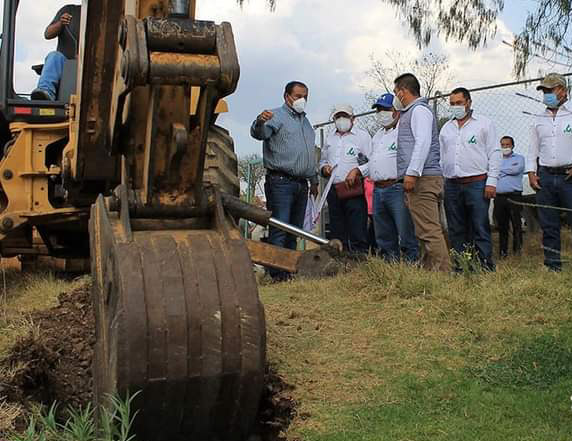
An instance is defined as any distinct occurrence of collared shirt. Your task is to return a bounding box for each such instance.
[406,98,434,176]
[369,127,398,181]
[319,126,372,184]
[439,112,501,187]
[526,101,572,173]
[497,152,525,194]
[250,104,318,184]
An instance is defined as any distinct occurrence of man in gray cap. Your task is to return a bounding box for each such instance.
[526,72,572,271]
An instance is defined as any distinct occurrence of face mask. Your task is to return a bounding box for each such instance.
[335,117,352,133]
[543,92,560,109]
[291,97,307,113]
[393,94,404,111]
[376,111,394,127]
[501,148,512,156]
[450,105,467,120]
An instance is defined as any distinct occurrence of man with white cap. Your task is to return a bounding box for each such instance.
[527,72,572,271]
[320,104,372,254]
[369,93,419,262]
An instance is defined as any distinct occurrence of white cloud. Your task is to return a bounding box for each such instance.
[3,0,553,160]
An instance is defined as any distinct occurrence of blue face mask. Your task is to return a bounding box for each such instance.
[543,92,560,108]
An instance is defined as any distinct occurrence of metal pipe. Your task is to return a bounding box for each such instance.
[170,0,190,16]
[268,217,329,246]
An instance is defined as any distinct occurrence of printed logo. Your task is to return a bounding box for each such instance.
[346,147,356,156]
[468,135,477,144]
[564,124,572,134]
[388,142,397,151]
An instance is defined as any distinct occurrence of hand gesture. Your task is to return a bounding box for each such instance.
[345,168,361,188]
[60,13,72,26]
[257,110,273,122]
[322,165,333,177]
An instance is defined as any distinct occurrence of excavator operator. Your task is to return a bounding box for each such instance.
[30,4,81,101]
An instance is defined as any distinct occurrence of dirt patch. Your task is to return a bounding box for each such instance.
[0,283,298,439]
[0,284,94,418]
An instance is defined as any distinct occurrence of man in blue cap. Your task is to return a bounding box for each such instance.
[369,93,419,262]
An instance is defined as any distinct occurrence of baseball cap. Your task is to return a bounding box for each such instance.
[372,93,394,109]
[536,73,567,91]
[330,104,354,119]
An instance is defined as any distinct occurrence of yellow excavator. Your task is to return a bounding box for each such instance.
[0,1,340,439]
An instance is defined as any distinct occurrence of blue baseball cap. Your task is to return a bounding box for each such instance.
[372,93,394,109]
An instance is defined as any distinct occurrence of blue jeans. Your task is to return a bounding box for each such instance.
[37,51,66,100]
[536,169,572,271]
[372,183,419,263]
[326,187,369,254]
[264,174,308,279]
[444,179,495,271]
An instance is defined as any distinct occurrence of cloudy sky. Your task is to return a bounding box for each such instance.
[4,0,561,160]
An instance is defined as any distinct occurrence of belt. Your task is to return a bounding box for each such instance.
[540,165,572,175]
[374,179,398,188]
[449,173,487,184]
[266,169,308,183]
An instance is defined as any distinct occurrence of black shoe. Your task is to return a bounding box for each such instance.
[31,88,52,101]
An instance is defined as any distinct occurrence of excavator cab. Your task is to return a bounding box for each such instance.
[0,0,75,126]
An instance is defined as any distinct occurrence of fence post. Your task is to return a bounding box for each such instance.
[433,90,441,120]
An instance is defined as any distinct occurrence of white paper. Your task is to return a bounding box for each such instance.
[313,164,338,224]
[304,195,319,232]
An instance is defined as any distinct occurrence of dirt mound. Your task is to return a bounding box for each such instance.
[1,285,95,412]
[1,283,298,439]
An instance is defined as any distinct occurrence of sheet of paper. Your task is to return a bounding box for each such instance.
[314,164,338,223]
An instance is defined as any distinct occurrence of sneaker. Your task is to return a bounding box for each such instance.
[31,88,52,101]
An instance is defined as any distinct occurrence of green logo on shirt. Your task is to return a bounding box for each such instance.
[468,135,477,144]
[564,124,572,134]
[388,142,397,151]
[346,147,356,156]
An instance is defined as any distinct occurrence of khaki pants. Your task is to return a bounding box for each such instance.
[405,176,450,272]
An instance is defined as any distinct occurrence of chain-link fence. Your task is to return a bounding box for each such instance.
[313,73,572,236]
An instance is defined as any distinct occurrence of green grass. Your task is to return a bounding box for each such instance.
[260,232,572,440]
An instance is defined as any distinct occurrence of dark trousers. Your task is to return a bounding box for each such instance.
[326,188,369,254]
[536,169,572,271]
[493,192,523,257]
[264,174,308,279]
[444,179,495,271]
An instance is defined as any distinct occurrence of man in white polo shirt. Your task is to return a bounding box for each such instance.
[370,93,419,262]
[320,104,372,254]
[439,86,501,272]
[527,72,572,271]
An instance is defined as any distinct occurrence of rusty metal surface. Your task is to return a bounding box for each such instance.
[149,52,221,85]
[245,239,301,273]
[221,193,272,226]
[89,194,266,441]
[146,18,217,54]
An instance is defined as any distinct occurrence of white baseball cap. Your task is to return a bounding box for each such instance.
[330,104,354,120]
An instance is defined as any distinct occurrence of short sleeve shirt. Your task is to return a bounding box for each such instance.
[50,5,81,60]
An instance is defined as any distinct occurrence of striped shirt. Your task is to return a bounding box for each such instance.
[250,104,317,184]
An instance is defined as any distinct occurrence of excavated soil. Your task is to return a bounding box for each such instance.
[0,284,297,440]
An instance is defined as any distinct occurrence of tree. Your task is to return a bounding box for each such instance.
[238,154,265,202]
[359,51,451,135]
[236,0,572,77]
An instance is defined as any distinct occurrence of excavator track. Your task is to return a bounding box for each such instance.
[89,192,266,441]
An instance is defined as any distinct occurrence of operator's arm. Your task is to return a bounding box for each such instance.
[357,131,372,177]
[406,106,433,176]
[526,124,540,174]
[485,119,500,187]
[44,8,71,40]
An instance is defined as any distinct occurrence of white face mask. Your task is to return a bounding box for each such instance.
[335,117,352,133]
[501,148,512,156]
[393,94,404,111]
[376,110,395,127]
[450,105,467,120]
[291,97,307,114]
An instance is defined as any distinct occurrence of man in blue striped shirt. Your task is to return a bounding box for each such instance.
[251,81,318,281]
[494,135,525,258]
